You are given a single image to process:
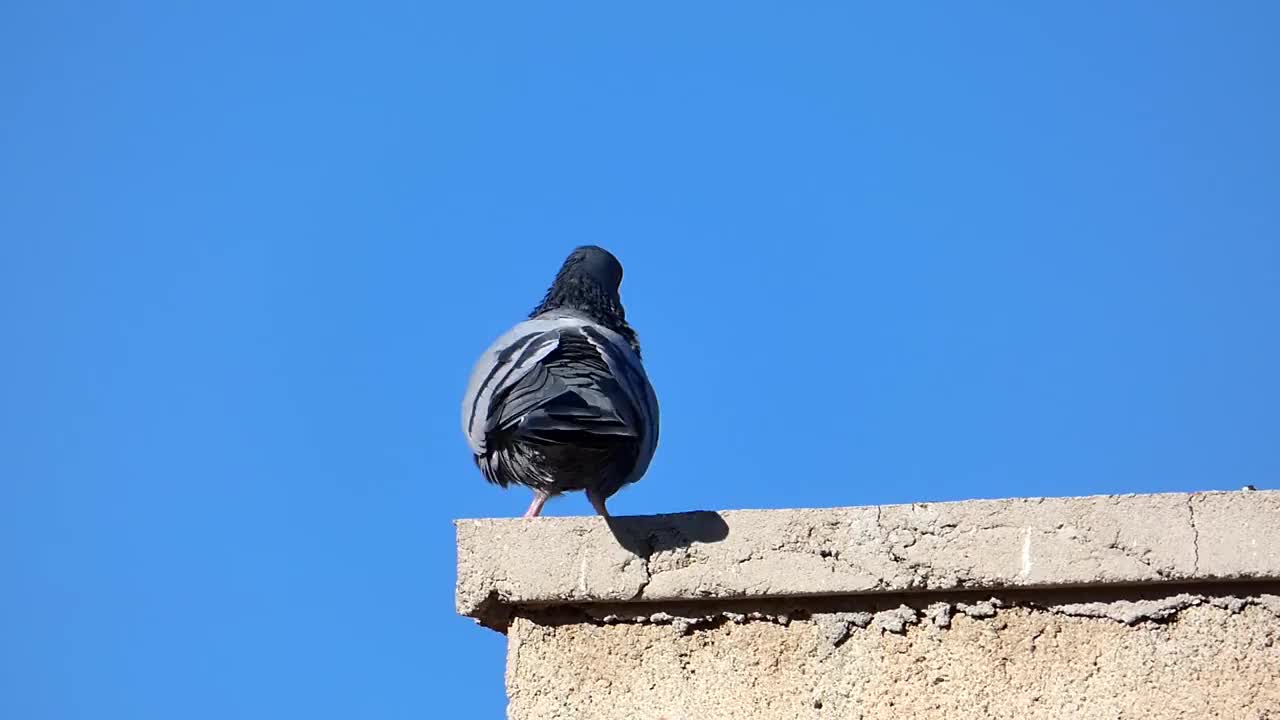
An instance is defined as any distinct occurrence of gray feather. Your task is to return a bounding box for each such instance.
[460,309,659,498]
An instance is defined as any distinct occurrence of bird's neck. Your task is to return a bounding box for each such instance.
[530,281,641,356]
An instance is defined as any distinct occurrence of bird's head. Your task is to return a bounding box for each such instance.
[562,245,624,293]
[530,246,640,354]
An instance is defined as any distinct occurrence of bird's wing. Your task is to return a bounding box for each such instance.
[575,324,660,491]
[461,314,659,483]
[461,316,571,455]
[495,327,638,443]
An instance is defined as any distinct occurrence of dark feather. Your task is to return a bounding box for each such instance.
[461,247,660,510]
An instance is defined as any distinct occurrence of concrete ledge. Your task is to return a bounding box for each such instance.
[460,490,1280,718]
[455,490,1279,631]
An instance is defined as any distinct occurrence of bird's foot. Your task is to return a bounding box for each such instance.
[524,491,550,518]
[586,490,611,518]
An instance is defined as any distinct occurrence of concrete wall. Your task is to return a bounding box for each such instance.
[456,491,1280,719]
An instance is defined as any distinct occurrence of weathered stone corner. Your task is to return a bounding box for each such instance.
[456,490,1280,719]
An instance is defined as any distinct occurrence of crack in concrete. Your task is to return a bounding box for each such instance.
[629,532,657,600]
[1102,529,1173,578]
[1187,495,1201,574]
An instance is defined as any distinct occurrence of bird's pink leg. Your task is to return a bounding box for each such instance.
[524,491,550,518]
[586,490,611,518]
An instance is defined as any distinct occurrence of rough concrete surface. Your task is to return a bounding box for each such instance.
[456,491,1280,718]
[506,590,1280,720]
[456,490,1280,628]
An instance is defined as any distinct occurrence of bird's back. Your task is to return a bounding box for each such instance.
[462,311,659,499]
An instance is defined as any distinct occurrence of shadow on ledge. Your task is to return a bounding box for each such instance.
[604,511,730,557]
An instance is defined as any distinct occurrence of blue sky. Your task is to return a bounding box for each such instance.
[2,2,1278,718]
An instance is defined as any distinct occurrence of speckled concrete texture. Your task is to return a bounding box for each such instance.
[506,590,1280,720]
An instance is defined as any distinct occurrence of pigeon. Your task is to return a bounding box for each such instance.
[461,246,660,518]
